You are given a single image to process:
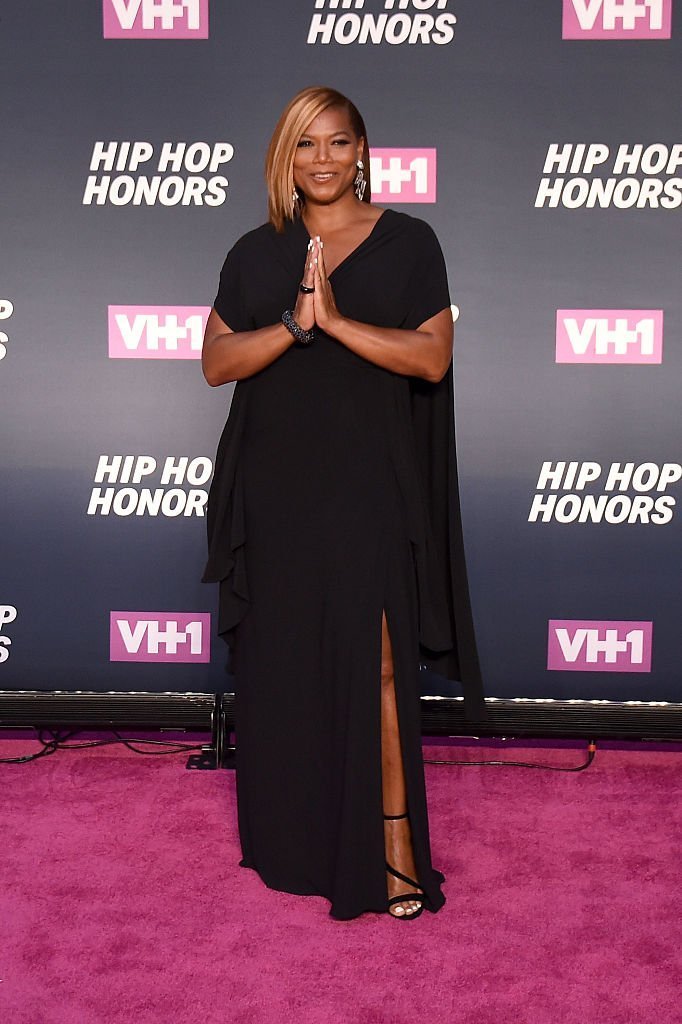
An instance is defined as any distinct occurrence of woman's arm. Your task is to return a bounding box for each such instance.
[202,240,317,386]
[201,311,294,386]
[319,309,453,384]
[313,240,453,384]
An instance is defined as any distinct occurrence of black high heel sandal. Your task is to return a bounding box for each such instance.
[383,812,425,920]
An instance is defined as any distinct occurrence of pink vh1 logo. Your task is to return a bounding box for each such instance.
[108,306,209,359]
[548,620,653,673]
[110,612,211,663]
[562,0,672,39]
[555,310,663,364]
[369,149,437,203]
[103,0,209,39]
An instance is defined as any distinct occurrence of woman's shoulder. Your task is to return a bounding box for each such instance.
[224,221,277,259]
[222,218,304,267]
[378,208,443,247]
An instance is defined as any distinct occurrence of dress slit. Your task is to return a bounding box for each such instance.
[377,510,446,916]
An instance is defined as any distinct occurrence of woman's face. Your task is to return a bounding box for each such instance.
[293,105,364,205]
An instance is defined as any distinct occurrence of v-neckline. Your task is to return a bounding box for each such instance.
[300,209,389,278]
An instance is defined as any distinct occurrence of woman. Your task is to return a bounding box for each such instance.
[202,86,486,921]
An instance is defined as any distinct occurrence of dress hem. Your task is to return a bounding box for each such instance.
[238,858,446,920]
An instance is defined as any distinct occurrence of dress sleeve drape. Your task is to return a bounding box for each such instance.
[402,219,451,331]
[410,368,486,720]
[213,240,251,332]
[400,220,486,720]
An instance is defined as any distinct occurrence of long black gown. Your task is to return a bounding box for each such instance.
[202,208,486,920]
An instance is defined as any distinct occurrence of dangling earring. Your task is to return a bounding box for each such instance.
[292,186,300,209]
[354,160,366,201]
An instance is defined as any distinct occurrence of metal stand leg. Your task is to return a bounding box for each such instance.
[186,693,235,770]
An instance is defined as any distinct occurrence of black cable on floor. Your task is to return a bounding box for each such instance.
[0,727,206,764]
[423,740,598,771]
[0,728,64,763]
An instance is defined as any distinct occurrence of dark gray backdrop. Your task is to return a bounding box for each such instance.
[1,1,680,704]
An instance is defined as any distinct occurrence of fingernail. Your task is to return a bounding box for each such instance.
[315,235,320,241]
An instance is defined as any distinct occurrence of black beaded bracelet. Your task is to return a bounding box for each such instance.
[282,309,315,346]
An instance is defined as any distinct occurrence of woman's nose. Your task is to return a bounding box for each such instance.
[314,143,332,163]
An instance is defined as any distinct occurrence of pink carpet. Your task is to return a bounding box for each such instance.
[1,735,680,1024]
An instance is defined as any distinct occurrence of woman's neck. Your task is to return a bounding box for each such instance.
[301,193,366,238]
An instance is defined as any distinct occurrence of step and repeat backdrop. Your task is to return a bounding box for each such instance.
[1,1,680,706]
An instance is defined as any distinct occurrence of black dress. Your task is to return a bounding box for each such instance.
[203,209,486,920]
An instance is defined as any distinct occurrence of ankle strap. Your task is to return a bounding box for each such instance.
[383,811,409,820]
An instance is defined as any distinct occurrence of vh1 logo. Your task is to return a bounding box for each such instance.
[110,612,211,663]
[108,306,209,359]
[369,149,437,203]
[556,310,663,364]
[103,0,209,39]
[562,0,672,38]
[548,620,653,672]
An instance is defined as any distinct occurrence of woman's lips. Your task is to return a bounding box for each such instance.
[310,172,336,181]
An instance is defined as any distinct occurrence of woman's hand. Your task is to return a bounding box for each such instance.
[292,239,316,331]
[313,239,343,335]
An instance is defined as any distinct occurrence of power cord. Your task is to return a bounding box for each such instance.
[0,727,206,764]
[424,740,598,772]
[0,728,65,763]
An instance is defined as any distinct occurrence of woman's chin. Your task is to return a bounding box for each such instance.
[302,186,355,206]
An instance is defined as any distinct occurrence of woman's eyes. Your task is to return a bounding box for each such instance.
[296,139,351,147]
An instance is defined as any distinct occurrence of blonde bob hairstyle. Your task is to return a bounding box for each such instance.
[265,86,371,233]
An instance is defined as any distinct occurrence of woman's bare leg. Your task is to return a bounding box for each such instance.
[381,611,423,917]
